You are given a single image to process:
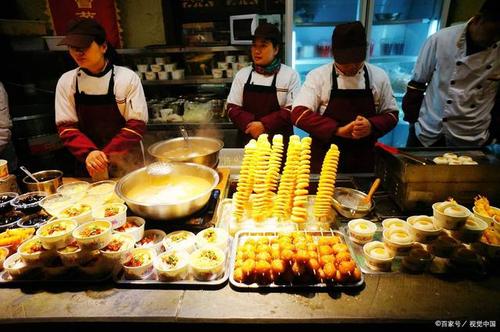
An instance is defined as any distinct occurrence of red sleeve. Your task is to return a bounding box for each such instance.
[102,119,146,155]
[291,106,339,143]
[227,103,255,132]
[368,111,399,138]
[259,107,292,134]
[57,122,98,162]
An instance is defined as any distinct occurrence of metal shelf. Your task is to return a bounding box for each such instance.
[295,57,331,65]
[294,21,352,27]
[142,76,233,85]
[372,18,431,26]
[118,45,247,54]
[369,55,417,63]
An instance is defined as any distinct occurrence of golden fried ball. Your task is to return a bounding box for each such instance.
[332,243,348,255]
[338,260,356,275]
[242,259,256,276]
[233,267,245,283]
[255,260,272,275]
[319,254,335,267]
[280,249,294,261]
[319,245,334,256]
[271,259,286,274]
[335,251,352,264]
[323,262,336,280]
[308,258,320,271]
[256,251,272,262]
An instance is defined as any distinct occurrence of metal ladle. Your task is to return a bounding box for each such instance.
[20,166,40,183]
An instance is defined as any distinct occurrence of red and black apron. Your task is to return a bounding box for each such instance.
[73,67,125,175]
[311,66,377,173]
[238,69,293,144]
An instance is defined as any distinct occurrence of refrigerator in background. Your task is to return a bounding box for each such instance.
[285,0,450,146]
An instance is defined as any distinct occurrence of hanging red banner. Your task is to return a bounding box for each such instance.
[46,0,122,48]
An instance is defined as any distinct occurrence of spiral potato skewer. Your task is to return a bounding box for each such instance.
[291,137,312,224]
[273,135,301,220]
[251,134,271,221]
[232,139,257,221]
[313,144,340,220]
[263,135,284,217]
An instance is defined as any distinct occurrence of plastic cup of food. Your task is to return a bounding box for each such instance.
[17,236,56,265]
[163,230,195,253]
[225,55,236,63]
[347,219,377,245]
[225,69,234,78]
[79,255,112,278]
[362,241,395,271]
[164,63,177,72]
[3,252,38,279]
[87,180,116,204]
[56,181,90,201]
[135,229,166,254]
[381,218,408,230]
[39,193,75,216]
[36,218,78,250]
[195,227,229,251]
[10,191,47,214]
[57,203,93,225]
[92,203,126,229]
[172,69,185,80]
[100,232,135,264]
[432,201,470,230]
[454,215,488,243]
[0,210,24,232]
[122,247,155,280]
[382,226,415,255]
[189,245,225,281]
[217,62,228,70]
[136,64,148,72]
[114,216,145,242]
[238,55,249,63]
[0,192,18,214]
[0,247,9,271]
[72,220,113,251]
[150,64,163,72]
[57,241,83,267]
[154,249,190,281]
[157,71,168,80]
[406,215,442,243]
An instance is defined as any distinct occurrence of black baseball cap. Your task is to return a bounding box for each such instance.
[331,21,367,64]
[252,22,281,43]
[58,18,106,48]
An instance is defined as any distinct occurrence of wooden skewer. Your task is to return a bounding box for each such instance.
[363,178,381,204]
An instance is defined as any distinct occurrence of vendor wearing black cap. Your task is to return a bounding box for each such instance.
[227,22,300,143]
[55,18,147,178]
[292,21,399,173]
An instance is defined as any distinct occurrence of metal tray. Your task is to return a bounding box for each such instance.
[229,229,365,291]
[0,267,114,287]
[113,241,231,289]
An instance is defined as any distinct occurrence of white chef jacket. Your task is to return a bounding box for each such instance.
[55,65,148,125]
[227,64,301,108]
[292,62,398,116]
[412,22,500,146]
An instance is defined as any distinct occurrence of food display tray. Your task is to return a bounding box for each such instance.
[229,230,365,291]
[113,241,231,289]
[0,268,114,287]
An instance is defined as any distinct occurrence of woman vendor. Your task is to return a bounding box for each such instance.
[227,22,300,144]
[291,21,399,173]
[55,18,147,179]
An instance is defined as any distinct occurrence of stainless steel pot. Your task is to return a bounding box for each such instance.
[332,187,374,219]
[22,170,63,194]
[148,137,223,169]
[115,162,219,220]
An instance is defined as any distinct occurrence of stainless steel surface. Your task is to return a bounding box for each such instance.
[148,136,223,169]
[115,162,219,220]
[22,170,63,194]
[332,187,374,219]
[375,147,500,211]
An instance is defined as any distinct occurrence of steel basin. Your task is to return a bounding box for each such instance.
[148,137,223,169]
[332,187,374,219]
[22,170,63,194]
[115,162,219,220]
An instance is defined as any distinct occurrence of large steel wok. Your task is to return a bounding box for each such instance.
[115,162,219,220]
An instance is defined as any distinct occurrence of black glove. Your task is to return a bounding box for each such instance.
[402,80,427,123]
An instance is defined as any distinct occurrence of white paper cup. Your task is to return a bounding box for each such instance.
[164,63,177,72]
[225,55,236,63]
[155,57,168,64]
[150,64,163,72]
[238,55,249,63]
[0,160,8,179]
[136,64,148,72]
[144,72,157,80]
[212,68,223,79]
[226,69,234,78]
[157,71,168,80]
[217,62,229,70]
[172,69,185,80]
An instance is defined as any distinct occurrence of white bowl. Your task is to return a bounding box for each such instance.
[56,181,90,201]
[17,236,56,265]
[382,227,414,255]
[122,247,155,279]
[72,220,113,250]
[154,249,190,281]
[36,218,78,249]
[362,241,395,271]
[100,233,135,264]
[87,180,116,203]
[195,227,229,251]
[56,241,96,267]
[163,230,196,253]
[347,219,377,245]
[114,216,145,242]
[381,218,408,230]
[57,203,93,225]
[135,229,166,254]
[432,202,470,230]
[406,215,442,243]
[455,215,488,243]
[189,245,225,281]
[3,252,38,278]
[92,203,127,229]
